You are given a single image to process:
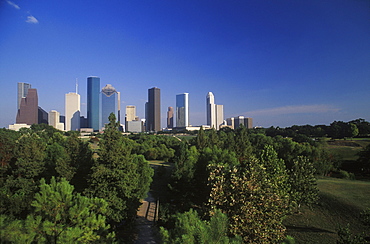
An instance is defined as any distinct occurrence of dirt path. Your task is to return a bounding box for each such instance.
[135,193,158,244]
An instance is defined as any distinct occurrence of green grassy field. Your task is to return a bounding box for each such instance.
[324,139,370,161]
[285,177,370,243]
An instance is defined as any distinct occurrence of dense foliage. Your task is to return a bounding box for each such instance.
[0,113,153,242]
[1,118,368,243]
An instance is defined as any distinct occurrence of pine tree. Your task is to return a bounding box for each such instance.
[86,113,153,222]
[0,177,115,243]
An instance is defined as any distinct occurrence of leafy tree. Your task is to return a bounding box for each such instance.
[160,209,241,244]
[44,142,73,180]
[349,118,370,136]
[86,113,153,223]
[337,224,365,244]
[64,133,93,192]
[170,143,199,209]
[259,145,290,202]
[0,177,115,243]
[0,128,20,171]
[234,125,253,162]
[196,126,208,150]
[288,156,319,209]
[1,131,47,217]
[209,159,289,243]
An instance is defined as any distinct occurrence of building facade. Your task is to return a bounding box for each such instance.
[17,82,31,110]
[146,87,161,132]
[87,76,100,131]
[206,92,224,130]
[176,93,189,127]
[167,106,174,128]
[206,92,216,128]
[65,92,80,131]
[125,105,137,132]
[215,104,224,130]
[49,110,65,130]
[16,88,38,125]
[226,116,253,129]
[101,84,119,127]
[38,107,48,124]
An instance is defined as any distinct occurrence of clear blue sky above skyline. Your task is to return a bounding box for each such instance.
[1,0,369,128]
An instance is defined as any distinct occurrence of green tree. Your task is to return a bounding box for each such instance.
[86,113,153,222]
[196,126,208,150]
[259,145,290,202]
[288,156,319,210]
[349,123,359,138]
[234,125,253,162]
[160,209,241,244]
[1,131,47,217]
[0,177,115,243]
[209,159,289,243]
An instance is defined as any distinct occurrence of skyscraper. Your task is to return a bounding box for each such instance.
[125,105,137,132]
[206,92,216,128]
[117,91,121,123]
[215,104,224,130]
[38,107,48,124]
[65,92,80,131]
[176,93,189,127]
[206,92,224,130]
[17,82,31,110]
[101,84,119,127]
[146,87,161,132]
[167,106,174,128]
[126,105,136,122]
[87,76,100,131]
[16,88,38,125]
[49,110,65,130]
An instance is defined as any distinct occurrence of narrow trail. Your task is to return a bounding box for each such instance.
[135,193,158,244]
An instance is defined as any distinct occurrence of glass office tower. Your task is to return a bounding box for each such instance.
[176,93,189,127]
[101,84,118,127]
[87,76,100,131]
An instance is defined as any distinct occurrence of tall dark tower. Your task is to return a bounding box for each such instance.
[16,88,38,125]
[87,76,100,131]
[147,87,161,132]
[167,106,174,128]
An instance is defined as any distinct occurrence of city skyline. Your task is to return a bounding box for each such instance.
[1,0,369,128]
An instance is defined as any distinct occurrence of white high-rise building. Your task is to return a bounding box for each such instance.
[176,93,189,127]
[65,92,80,131]
[206,92,216,128]
[215,104,224,130]
[49,110,65,131]
[206,92,223,130]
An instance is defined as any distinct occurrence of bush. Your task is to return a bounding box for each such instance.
[338,170,355,180]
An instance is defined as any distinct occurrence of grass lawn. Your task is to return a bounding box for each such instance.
[284,177,370,243]
[318,178,370,209]
[324,139,370,161]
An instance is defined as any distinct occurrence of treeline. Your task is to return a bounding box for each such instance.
[155,123,370,243]
[1,116,369,243]
[264,118,370,139]
[0,114,153,243]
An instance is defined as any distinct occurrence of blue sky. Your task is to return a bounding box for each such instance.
[1,0,369,128]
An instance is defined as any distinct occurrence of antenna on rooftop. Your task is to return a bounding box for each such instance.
[75,78,78,94]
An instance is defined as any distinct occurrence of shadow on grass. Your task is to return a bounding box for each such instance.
[286,225,335,233]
